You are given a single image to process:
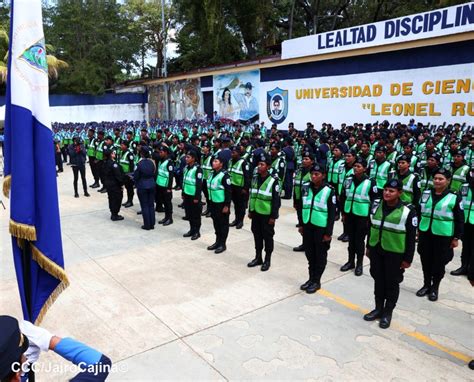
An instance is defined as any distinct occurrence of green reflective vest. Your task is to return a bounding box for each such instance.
[369,160,391,190]
[327,158,344,185]
[450,165,469,193]
[95,141,104,160]
[339,167,353,195]
[397,173,416,204]
[87,138,96,157]
[208,171,226,203]
[419,169,434,192]
[183,166,197,196]
[201,155,212,181]
[249,175,276,215]
[369,201,410,253]
[229,159,245,187]
[344,178,371,217]
[419,191,456,236]
[119,150,133,173]
[294,168,311,200]
[461,185,474,225]
[156,159,171,187]
[301,185,332,227]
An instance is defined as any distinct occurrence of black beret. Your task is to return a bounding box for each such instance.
[434,168,452,178]
[354,157,367,167]
[374,146,386,153]
[302,151,315,160]
[453,149,465,157]
[258,152,272,165]
[311,164,326,174]
[397,154,411,163]
[428,152,442,162]
[384,178,403,190]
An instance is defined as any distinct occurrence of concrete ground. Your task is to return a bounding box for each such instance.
[0,164,473,381]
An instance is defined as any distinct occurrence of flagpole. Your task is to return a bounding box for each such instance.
[20,240,36,382]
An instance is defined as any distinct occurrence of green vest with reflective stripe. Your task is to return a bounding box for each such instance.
[156,159,171,187]
[461,185,474,225]
[119,150,133,173]
[450,165,469,193]
[183,166,197,196]
[419,191,456,236]
[419,170,434,192]
[87,138,96,157]
[327,158,344,185]
[249,175,276,215]
[370,160,391,190]
[201,155,212,181]
[208,171,226,203]
[229,159,245,187]
[95,141,104,160]
[301,185,332,227]
[397,173,416,204]
[294,169,311,200]
[344,178,371,217]
[369,202,410,253]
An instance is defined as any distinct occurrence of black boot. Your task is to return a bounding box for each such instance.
[450,265,468,276]
[229,220,237,227]
[235,221,244,229]
[201,209,208,216]
[355,261,363,276]
[340,261,355,272]
[300,279,312,290]
[429,280,440,301]
[469,360,474,370]
[123,200,133,208]
[158,217,167,224]
[162,218,173,226]
[416,277,431,297]
[293,244,305,252]
[207,242,219,250]
[306,280,321,294]
[261,253,271,272]
[248,252,263,267]
[363,298,384,321]
[379,309,393,329]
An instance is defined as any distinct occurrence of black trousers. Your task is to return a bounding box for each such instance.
[184,195,202,234]
[295,200,303,225]
[284,169,294,198]
[202,181,210,209]
[251,213,275,256]
[157,187,173,219]
[72,165,87,194]
[210,202,230,245]
[56,152,63,172]
[303,225,330,282]
[231,186,248,223]
[96,160,106,187]
[124,175,134,202]
[89,156,99,183]
[418,232,454,286]
[345,213,369,265]
[61,146,68,162]
[369,245,404,311]
[461,223,473,269]
[107,186,123,215]
[138,188,156,228]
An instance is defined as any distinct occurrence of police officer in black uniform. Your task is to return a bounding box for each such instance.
[102,148,125,221]
[364,179,417,329]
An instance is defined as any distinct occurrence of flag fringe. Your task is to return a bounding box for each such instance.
[2,174,11,198]
[30,243,70,325]
[10,219,37,241]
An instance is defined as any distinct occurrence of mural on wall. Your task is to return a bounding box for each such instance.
[169,78,204,120]
[213,70,260,123]
[148,84,168,121]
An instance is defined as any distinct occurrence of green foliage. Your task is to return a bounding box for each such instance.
[44,1,142,94]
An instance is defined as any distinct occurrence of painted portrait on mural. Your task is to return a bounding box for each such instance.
[213,70,260,123]
[169,79,204,120]
[148,84,168,120]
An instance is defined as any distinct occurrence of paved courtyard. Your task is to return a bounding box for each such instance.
[0,165,473,381]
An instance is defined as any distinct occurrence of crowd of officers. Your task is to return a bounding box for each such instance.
[55,119,474,337]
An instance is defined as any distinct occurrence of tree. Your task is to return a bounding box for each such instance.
[44,1,142,94]
[121,0,176,78]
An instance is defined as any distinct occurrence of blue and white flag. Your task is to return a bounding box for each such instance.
[3,0,69,324]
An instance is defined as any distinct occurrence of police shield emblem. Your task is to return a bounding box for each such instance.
[267,87,288,125]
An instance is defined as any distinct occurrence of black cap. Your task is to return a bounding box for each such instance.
[384,178,403,190]
[434,168,452,178]
[0,316,30,379]
[186,150,198,159]
[428,152,442,162]
[346,149,357,156]
[258,153,272,165]
[354,157,367,168]
[453,149,465,157]
[270,142,281,150]
[202,142,211,149]
[302,151,315,161]
[105,135,113,141]
[103,147,112,156]
[374,146,386,153]
[221,136,231,143]
[311,164,326,174]
[159,145,170,153]
[231,145,241,154]
[397,154,411,163]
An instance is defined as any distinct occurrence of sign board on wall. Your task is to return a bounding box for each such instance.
[213,70,260,123]
[282,4,474,60]
[259,63,473,129]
